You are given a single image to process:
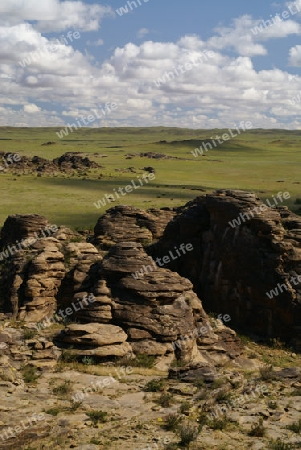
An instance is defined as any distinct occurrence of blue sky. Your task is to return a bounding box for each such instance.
[1,0,301,128]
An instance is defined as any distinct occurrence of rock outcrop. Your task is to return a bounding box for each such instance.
[57,323,132,357]
[151,190,301,344]
[0,152,100,175]
[93,205,177,248]
[1,188,300,363]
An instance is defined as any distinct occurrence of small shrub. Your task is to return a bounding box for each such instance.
[259,364,275,381]
[143,378,165,392]
[131,354,156,368]
[22,329,37,340]
[180,401,190,415]
[196,389,208,401]
[268,401,278,410]
[268,337,286,349]
[164,444,178,450]
[177,422,199,446]
[69,400,82,412]
[198,412,208,429]
[268,438,293,449]
[157,392,173,408]
[211,378,226,389]
[286,418,301,433]
[209,415,228,430]
[237,334,251,345]
[87,410,108,425]
[82,356,95,365]
[164,413,182,431]
[215,389,232,404]
[248,417,266,437]
[52,380,73,396]
[60,348,77,363]
[44,407,61,416]
[193,379,204,389]
[21,365,39,384]
[90,437,101,445]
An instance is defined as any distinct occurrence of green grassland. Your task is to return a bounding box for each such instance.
[0,126,300,229]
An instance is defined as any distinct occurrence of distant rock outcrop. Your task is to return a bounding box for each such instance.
[0,152,100,175]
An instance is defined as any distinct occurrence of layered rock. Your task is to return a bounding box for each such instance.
[97,242,242,365]
[57,323,132,357]
[72,281,112,323]
[19,239,66,322]
[151,190,301,343]
[93,205,177,249]
[0,214,51,246]
[0,216,101,323]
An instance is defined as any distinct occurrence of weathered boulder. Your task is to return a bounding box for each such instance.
[56,323,132,358]
[93,205,177,249]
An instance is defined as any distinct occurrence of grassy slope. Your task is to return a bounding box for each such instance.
[0,127,300,229]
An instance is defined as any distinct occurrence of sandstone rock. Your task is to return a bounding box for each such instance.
[152,189,301,343]
[93,205,177,249]
[57,323,129,348]
[0,214,51,246]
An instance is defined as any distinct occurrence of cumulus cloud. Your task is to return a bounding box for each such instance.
[289,44,301,65]
[208,16,267,56]
[0,0,113,32]
[23,103,41,113]
[1,10,301,129]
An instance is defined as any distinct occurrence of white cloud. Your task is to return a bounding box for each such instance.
[289,44,301,65]
[208,16,267,56]
[1,12,301,129]
[23,103,41,113]
[0,0,113,32]
[137,28,149,38]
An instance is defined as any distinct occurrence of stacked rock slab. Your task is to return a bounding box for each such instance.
[151,190,301,343]
[93,205,177,249]
[19,238,66,322]
[0,215,64,321]
[99,242,217,364]
[58,323,132,358]
[72,280,112,323]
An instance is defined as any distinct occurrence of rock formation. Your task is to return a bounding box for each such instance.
[0,189,300,366]
[0,152,100,175]
[150,190,301,345]
[93,205,177,248]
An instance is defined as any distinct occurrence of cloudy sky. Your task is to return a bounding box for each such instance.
[1,0,301,128]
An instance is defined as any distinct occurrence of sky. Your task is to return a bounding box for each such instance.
[1,0,301,129]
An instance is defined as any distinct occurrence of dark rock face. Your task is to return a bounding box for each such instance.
[93,205,177,248]
[53,153,100,171]
[151,190,301,343]
[0,214,51,245]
